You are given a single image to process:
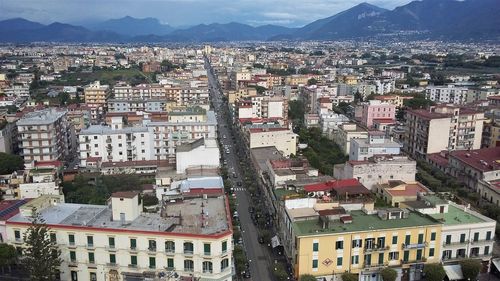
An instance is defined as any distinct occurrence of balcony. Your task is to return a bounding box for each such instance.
[401,257,426,264]
[184,250,194,255]
[128,264,138,269]
[148,247,157,254]
[204,251,211,256]
[68,260,78,267]
[471,239,494,246]
[86,244,95,250]
[106,245,117,252]
[443,241,469,247]
[107,263,119,268]
[402,243,427,250]
[130,247,138,253]
[165,249,175,255]
[364,245,389,253]
[364,262,388,268]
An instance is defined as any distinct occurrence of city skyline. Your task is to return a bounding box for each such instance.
[1,0,411,27]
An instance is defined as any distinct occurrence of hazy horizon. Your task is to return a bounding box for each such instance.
[0,0,411,28]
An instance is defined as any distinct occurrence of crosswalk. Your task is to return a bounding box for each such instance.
[232,187,246,191]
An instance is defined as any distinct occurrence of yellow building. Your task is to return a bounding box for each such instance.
[282,202,442,281]
[375,181,431,207]
[84,81,110,121]
[227,87,257,104]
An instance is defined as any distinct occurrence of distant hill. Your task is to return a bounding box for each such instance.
[169,22,297,41]
[0,0,498,43]
[88,16,175,36]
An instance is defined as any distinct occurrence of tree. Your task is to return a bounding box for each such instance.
[307,78,317,86]
[460,259,482,281]
[142,194,158,206]
[273,263,289,281]
[0,243,17,274]
[22,208,62,281]
[341,272,357,281]
[381,267,398,281]
[0,153,24,174]
[299,274,317,281]
[423,263,446,281]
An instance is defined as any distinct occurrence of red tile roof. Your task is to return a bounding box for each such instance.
[0,199,30,221]
[111,191,139,198]
[407,109,451,120]
[450,148,500,172]
[304,179,363,193]
[385,183,429,197]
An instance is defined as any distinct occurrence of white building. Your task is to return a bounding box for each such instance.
[404,194,496,265]
[176,138,220,174]
[332,123,369,155]
[6,192,233,281]
[426,85,469,105]
[334,155,417,190]
[349,133,402,161]
[247,128,297,157]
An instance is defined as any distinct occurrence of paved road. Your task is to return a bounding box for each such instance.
[205,59,275,281]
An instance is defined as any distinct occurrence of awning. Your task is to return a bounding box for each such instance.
[271,235,281,248]
[443,264,464,281]
[492,258,500,271]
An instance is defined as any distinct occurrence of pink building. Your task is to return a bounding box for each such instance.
[361,100,396,128]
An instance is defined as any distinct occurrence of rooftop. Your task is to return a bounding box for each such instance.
[8,195,230,236]
[429,204,488,226]
[450,148,500,172]
[17,109,67,126]
[407,109,451,120]
[293,209,440,236]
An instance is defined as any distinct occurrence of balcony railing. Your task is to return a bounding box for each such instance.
[364,245,390,253]
[402,243,427,249]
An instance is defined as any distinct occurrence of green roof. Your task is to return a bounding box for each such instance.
[293,210,440,237]
[428,205,486,226]
[274,189,301,200]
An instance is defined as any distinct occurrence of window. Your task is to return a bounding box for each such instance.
[130,238,136,249]
[485,246,490,255]
[130,255,137,266]
[442,250,452,260]
[473,232,479,242]
[445,235,451,245]
[109,254,116,264]
[392,236,398,245]
[87,236,93,247]
[430,232,436,241]
[222,241,227,253]
[460,233,466,243]
[109,237,115,248]
[68,234,75,245]
[365,238,375,249]
[165,241,175,253]
[70,251,76,262]
[429,248,435,257]
[352,255,359,265]
[203,261,213,273]
[90,272,97,281]
[221,258,229,271]
[486,231,492,241]
[352,239,362,248]
[377,237,385,248]
[403,251,409,262]
[364,254,371,266]
[416,249,423,260]
[389,252,399,261]
[71,271,78,281]
[418,233,424,244]
[184,260,194,272]
[14,230,21,241]
[337,257,343,266]
[204,243,211,255]
[312,259,318,269]
[312,242,319,252]
[184,242,194,254]
[335,240,343,250]
[50,233,56,243]
[88,252,95,264]
[405,235,411,245]
[148,240,156,251]
[149,257,156,269]
[378,253,384,265]
[167,258,174,269]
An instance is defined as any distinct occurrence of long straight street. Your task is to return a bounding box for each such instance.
[204,59,276,281]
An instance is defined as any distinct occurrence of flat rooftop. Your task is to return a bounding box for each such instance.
[8,196,229,236]
[428,204,489,226]
[17,109,67,126]
[293,209,440,236]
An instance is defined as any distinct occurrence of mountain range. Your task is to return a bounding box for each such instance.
[0,0,498,43]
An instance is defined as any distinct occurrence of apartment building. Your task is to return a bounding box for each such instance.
[6,192,233,281]
[236,96,288,123]
[280,198,442,281]
[447,148,500,191]
[176,138,220,174]
[17,109,76,163]
[107,99,169,113]
[349,132,402,161]
[402,194,496,267]
[334,155,417,190]
[80,108,217,166]
[84,81,110,122]
[404,106,484,159]
[426,85,469,104]
[373,95,413,108]
[333,123,369,155]
[246,128,297,157]
[358,100,396,129]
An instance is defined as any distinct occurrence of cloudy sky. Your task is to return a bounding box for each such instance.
[0,0,411,27]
